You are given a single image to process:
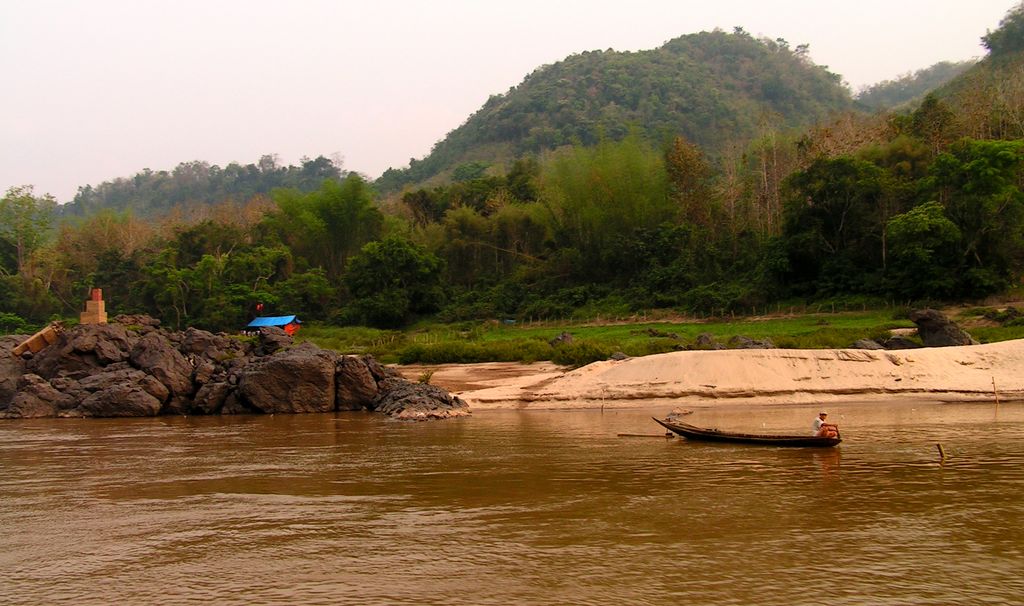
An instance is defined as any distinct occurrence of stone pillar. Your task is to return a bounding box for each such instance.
[80,288,108,325]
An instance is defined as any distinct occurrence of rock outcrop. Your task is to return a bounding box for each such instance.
[909,309,979,347]
[0,316,467,421]
[372,377,470,420]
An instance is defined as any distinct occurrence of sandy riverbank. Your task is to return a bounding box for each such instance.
[397,339,1024,410]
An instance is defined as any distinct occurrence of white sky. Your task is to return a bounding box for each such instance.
[0,0,1017,202]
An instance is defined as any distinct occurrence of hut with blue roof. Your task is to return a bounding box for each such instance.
[246,315,301,336]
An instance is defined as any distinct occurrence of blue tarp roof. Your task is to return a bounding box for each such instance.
[246,315,300,328]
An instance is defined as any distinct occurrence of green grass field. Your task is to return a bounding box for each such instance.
[296,309,965,366]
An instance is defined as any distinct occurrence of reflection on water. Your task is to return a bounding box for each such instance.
[1,402,1022,605]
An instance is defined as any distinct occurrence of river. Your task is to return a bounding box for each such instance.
[2,401,1022,605]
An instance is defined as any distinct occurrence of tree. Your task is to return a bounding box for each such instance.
[539,136,672,280]
[343,237,445,327]
[982,1,1024,56]
[402,189,446,227]
[884,201,961,299]
[931,138,1024,295]
[273,268,337,319]
[665,136,715,229]
[267,175,383,280]
[0,186,56,276]
[910,95,958,155]
[452,161,489,182]
[779,157,888,294]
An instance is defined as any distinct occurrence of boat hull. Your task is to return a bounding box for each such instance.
[653,418,842,447]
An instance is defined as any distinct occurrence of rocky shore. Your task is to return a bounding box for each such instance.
[0,316,467,421]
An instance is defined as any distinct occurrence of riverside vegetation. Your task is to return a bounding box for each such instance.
[3,5,1024,352]
[297,306,1024,366]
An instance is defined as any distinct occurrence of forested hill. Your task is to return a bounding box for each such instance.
[854,61,974,111]
[926,5,1024,138]
[59,155,344,218]
[376,28,854,193]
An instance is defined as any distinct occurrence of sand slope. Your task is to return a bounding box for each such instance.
[423,340,1024,410]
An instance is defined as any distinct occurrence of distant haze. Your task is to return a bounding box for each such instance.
[0,0,1016,202]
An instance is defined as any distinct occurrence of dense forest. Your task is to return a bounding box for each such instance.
[375,28,855,193]
[60,155,345,219]
[2,4,1024,336]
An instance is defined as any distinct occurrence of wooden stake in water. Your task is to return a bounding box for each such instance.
[936,443,947,461]
[993,377,1000,406]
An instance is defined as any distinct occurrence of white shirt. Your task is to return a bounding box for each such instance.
[813,417,828,433]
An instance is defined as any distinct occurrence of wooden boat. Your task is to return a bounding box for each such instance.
[653,417,842,447]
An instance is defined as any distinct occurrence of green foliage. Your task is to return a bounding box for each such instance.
[273,268,336,318]
[541,136,674,279]
[982,2,1024,56]
[0,275,61,322]
[778,157,889,295]
[549,340,613,367]
[344,237,446,328]
[884,201,961,298]
[398,339,552,364]
[0,312,30,334]
[0,186,56,276]
[931,138,1024,296]
[681,281,759,314]
[376,30,853,193]
[452,161,490,182]
[63,155,343,216]
[267,175,384,280]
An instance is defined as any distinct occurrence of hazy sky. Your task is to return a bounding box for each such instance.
[1,0,1017,202]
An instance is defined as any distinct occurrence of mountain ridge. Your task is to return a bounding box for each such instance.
[375,29,855,193]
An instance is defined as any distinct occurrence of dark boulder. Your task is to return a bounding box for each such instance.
[880,336,922,350]
[728,335,775,349]
[0,336,27,408]
[72,367,170,418]
[130,333,195,399]
[2,320,466,421]
[180,327,249,364]
[852,338,884,350]
[256,327,292,356]
[27,324,137,379]
[192,381,233,415]
[69,381,165,417]
[908,309,978,347]
[1,374,74,418]
[372,377,470,420]
[336,355,379,410]
[237,343,337,413]
[364,355,399,382]
[693,333,725,350]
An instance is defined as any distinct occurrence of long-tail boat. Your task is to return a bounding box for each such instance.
[653,417,842,447]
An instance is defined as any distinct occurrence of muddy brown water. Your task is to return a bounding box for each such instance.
[2,401,1022,605]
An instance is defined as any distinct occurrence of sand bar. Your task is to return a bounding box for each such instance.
[398,339,1024,410]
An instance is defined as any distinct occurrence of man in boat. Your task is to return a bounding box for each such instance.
[813,412,838,438]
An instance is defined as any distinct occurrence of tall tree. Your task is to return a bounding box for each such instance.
[268,175,383,281]
[344,237,445,327]
[0,186,56,276]
[779,157,888,294]
[931,138,1024,294]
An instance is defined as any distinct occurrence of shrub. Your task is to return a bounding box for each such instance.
[550,340,612,366]
[0,312,29,334]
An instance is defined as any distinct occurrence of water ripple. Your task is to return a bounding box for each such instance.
[1,402,1022,605]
